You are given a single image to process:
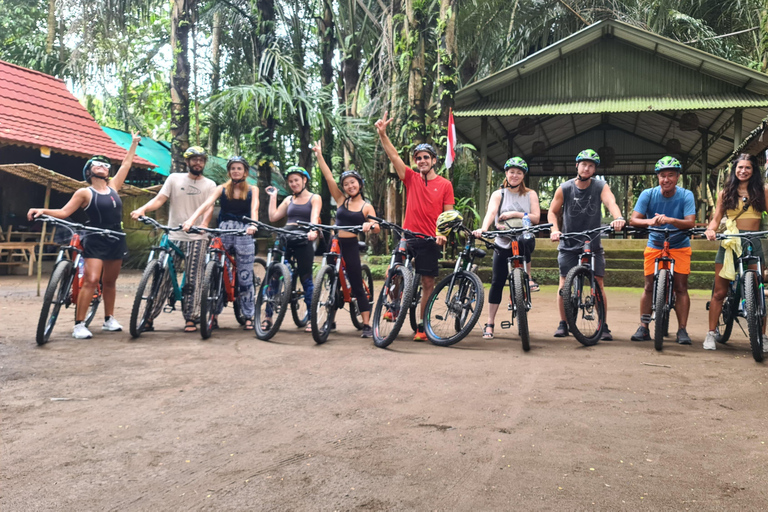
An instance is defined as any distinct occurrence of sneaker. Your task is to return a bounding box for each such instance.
[413,329,427,341]
[361,325,373,338]
[703,331,717,350]
[630,325,651,341]
[72,323,93,339]
[676,328,692,345]
[102,316,123,332]
[553,321,569,337]
[601,324,613,341]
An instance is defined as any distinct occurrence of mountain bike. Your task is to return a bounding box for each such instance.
[481,223,552,351]
[297,221,373,344]
[33,215,123,345]
[706,230,768,361]
[559,225,613,346]
[367,215,434,348]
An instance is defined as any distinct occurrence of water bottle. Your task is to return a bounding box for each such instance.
[522,213,533,239]
[77,258,85,280]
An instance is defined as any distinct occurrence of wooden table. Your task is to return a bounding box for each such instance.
[0,242,38,276]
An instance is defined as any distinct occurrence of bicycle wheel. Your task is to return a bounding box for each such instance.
[36,259,74,345]
[253,257,267,290]
[254,263,292,341]
[653,269,670,352]
[310,265,337,344]
[83,285,101,328]
[716,285,737,344]
[291,272,310,328]
[409,279,423,333]
[350,264,374,330]
[563,265,605,346]
[372,266,414,348]
[130,259,165,338]
[512,268,530,352]
[744,271,763,362]
[200,260,223,340]
[425,270,484,347]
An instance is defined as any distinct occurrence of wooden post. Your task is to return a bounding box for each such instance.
[700,134,709,223]
[479,117,488,221]
[37,180,52,296]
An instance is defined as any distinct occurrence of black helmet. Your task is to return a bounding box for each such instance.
[412,143,437,158]
[82,155,111,182]
[226,156,249,171]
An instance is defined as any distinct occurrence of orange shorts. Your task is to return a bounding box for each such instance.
[643,246,692,276]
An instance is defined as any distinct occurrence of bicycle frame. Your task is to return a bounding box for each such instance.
[736,238,765,320]
[650,238,676,322]
[146,232,187,309]
[206,236,238,303]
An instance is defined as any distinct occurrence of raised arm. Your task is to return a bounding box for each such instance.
[600,184,626,231]
[375,111,407,181]
[312,140,344,205]
[268,188,289,222]
[110,132,141,191]
[182,185,223,231]
[28,188,91,221]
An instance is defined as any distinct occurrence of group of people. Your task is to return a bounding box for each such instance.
[26,119,768,351]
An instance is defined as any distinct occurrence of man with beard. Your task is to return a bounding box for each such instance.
[375,111,455,341]
[548,149,626,340]
[131,146,217,332]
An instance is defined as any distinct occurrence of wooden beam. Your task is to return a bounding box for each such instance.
[479,118,488,221]
[36,180,51,296]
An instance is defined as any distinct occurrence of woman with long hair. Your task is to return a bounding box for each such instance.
[472,157,540,339]
[704,153,768,350]
[312,140,380,337]
[28,133,141,339]
[183,156,259,329]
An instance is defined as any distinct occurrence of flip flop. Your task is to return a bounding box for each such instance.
[261,319,272,331]
[304,324,313,333]
[184,322,197,333]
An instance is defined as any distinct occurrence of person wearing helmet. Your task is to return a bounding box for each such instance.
[375,111,455,341]
[548,149,625,340]
[472,157,541,339]
[313,140,380,338]
[130,145,217,332]
[183,156,259,330]
[28,133,141,339]
[267,164,322,332]
[628,156,696,344]
[704,153,768,351]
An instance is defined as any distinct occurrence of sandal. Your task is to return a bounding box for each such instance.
[144,321,155,332]
[244,320,254,330]
[261,319,272,331]
[483,323,494,339]
[184,321,197,333]
[304,324,312,333]
[529,280,540,292]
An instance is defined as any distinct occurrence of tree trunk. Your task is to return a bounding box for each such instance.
[405,0,426,146]
[318,0,335,225]
[342,47,361,169]
[208,11,222,155]
[46,0,56,55]
[255,0,277,223]
[438,0,458,181]
[761,7,768,73]
[170,0,193,174]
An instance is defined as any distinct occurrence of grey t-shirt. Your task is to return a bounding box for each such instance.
[158,173,217,241]
[559,178,606,253]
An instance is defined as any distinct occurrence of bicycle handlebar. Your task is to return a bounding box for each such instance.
[483,223,553,239]
[241,217,309,240]
[715,230,768,240]
[366,215,435,242]
[296,220,364,234]
[557,225,613,240]
[188,226,249,236]
[138,216,184,232]
[35,214,125,239]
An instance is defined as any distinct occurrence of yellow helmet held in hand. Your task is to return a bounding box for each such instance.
[436,210,463,237]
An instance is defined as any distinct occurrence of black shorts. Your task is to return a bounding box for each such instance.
[407,238,441,277]
[82,232,127,261]
[557,250,605,277]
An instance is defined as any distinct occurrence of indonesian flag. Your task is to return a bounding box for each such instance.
[446,108,457,169]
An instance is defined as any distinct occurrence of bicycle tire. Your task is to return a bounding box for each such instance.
[350,264,374,330]
[513,268,530,352]
[563,265,605,346]
[290,272,310,328]
[200,261,223,340]
[372,266,414,348]
[254,263,292,341]
[36,259,73,345]
[653,269,670,352]
[425,270,484,347]
[716,285,737,344]
[130,259,164,338]
[311,265,337,344]
[744,271,763,362]
[84,286,101,328]
[409,280,423,333]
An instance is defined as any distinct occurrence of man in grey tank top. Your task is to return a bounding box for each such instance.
[548,149,626,340]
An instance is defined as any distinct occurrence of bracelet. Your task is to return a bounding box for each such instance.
[615,216,625,221]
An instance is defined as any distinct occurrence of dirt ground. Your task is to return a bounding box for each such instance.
[3,270,768,511]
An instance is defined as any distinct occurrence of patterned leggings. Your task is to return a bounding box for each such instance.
[215,220,255,318]
[151,239,207,323]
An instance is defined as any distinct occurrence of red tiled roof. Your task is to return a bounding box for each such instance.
[0,59,153,168]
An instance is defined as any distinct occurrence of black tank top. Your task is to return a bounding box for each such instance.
[286,195,315,225]
[84,187,122,230]
[336,200,366,226]
[218,188,251,223]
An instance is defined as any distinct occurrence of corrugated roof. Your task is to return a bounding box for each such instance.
[102,126,170,176]
[0,59,153,168]
[0,163,154,196]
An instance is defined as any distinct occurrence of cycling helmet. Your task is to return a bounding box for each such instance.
[436,210,464,237]
[575,149,600,166]
[183,145,208,160]
[226,156,249,171]
[412,143,437,158]
[339,170,364,190]
[655,156,682,173]
[284,165,311,182]
[82,155,111,182]
[504,157,529,173]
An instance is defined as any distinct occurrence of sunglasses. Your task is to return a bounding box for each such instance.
[414,155,432,162]
[91,162,111,171]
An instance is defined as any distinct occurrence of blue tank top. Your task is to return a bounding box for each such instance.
[218,188,251,223]
[84,187,122,230]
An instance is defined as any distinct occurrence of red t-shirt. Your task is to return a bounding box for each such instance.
[402,167,455,236]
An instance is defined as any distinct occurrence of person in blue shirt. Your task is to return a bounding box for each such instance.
[628,156,696,344]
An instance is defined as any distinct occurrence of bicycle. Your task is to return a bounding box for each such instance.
[422,223,488,347]
[297,221,374,344]
[33,215,124,345]
[559,225,613,346]
[480,223,552,351]
[706,230,768,362]
[367,215,434,348]
[245,219,312,341]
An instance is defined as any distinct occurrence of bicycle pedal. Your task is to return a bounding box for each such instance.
[435,315,445,321]
[500,321,512,329]
[163,305,176,314]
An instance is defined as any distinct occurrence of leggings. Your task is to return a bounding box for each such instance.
[286,238,315,305]
[339,237,370,313]
[151,239,207,322]
[488,238,535,305]
[216,220,255,318]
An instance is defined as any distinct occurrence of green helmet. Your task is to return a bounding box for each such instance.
[504,157,528,173]
[575,149,600,166]
[655,156,682,173]
[183,145,208,160]
[284,165,311,181]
